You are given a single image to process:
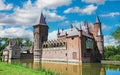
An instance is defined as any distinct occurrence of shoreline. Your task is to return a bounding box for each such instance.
[101,60,120,65]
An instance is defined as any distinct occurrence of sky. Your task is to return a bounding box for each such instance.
[0,0,120,46]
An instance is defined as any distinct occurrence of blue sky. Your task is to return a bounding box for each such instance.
[0,0,120,46]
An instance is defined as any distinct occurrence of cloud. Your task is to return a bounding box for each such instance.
[48,30,57,40]
[82,0,105,4]
[0,26,58,41]
[64,4,97,15]
[0,0,71,26]
[0,26,33,41]
[36,0,72,9]
[44,10,65,22]
[104,35,118,46]
[100,12,120,17]
[102,24,112,31]
[0,0,13,10]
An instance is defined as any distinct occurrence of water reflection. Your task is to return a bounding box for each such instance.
[8,59,120,75]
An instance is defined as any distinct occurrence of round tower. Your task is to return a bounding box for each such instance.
[94,16,104,60]
[33,12,49,61]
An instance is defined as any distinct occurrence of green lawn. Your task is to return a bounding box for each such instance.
[0,62,58,75]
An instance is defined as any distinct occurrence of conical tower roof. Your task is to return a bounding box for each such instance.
[96,15,101,23]
[36,12,47,25]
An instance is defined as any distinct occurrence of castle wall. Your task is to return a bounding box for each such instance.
[20,53,33,59]
[42,49,68,61]
[41,36,82,62]
[66,36,81,62]
[81,36,91,62]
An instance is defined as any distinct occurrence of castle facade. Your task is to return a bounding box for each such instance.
[33,13,104,63]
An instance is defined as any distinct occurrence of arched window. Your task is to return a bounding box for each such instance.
[60,43,63,47]
[54,43,56,47]
[43,45,45,48]
[46,44,48,48]
[57,43,59,47]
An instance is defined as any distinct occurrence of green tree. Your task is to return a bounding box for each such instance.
[23,39,33,46]
[15,38,23,46]
[112,27,120,43]
[104,46,116,59]
[0,38,10,59]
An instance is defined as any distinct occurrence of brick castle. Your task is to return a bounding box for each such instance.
[33,13,104,63]
[2,13,104,63]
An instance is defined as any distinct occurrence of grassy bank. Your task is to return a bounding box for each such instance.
[0,62,59,75]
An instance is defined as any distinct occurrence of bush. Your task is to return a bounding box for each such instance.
[109,55,120,61]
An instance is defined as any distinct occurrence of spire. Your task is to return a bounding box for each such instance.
[79,24,82,30]
[86,21,89,29]
[70,24,73,30]
[57,28,60,35]
[84,21,89,29]
[39,12,46,25]
[96,15,101,23]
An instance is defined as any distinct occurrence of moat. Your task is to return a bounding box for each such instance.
[7,59,120,75]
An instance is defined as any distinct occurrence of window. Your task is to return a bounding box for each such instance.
[86,39,93,49]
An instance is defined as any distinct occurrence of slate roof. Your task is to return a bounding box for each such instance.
[58,25,93,38]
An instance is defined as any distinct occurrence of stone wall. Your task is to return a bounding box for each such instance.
[20,53,33,59]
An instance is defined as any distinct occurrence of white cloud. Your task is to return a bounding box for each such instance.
[0,26,33,41]
[44,10,65,22]
[104,35,118,46]
[64,4,97,15]
[36,0,72,9]
[0,0,71,26]
[0,26,58,41]
[102,24,112,31]
[82,0,105,4]
[101,12,120,17]
[0,0,13,10]
[48,30,57,40]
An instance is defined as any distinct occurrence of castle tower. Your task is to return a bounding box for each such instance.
[94,16,104,60]
[33,12,49,61]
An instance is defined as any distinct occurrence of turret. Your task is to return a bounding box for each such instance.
[33,12,49,61]
[70,24,73,30]
[94,16,104,60]
[94,16,102,36]
[84,21,90,33]
[57,28,60,36]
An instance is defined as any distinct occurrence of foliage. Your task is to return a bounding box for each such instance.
[104,45,120,60]
[112,27,120,43]
[109,55,120,61]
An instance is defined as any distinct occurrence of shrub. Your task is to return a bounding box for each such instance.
[109,55,120,61]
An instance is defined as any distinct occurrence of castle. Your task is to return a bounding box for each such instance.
[33,13,104,63]
[2,13,104,63]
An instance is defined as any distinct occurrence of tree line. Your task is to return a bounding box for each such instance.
[104,27,120,61]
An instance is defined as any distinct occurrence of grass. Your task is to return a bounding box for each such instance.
[0,62,59,75]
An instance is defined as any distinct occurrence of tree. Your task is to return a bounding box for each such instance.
[112,27,120,43]
[0,38,10,58]
[104,46,116,59]
[23,39,33,46]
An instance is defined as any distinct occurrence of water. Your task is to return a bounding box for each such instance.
[8,59,120,75]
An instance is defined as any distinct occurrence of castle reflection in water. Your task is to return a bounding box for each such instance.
[7,59,108,75]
